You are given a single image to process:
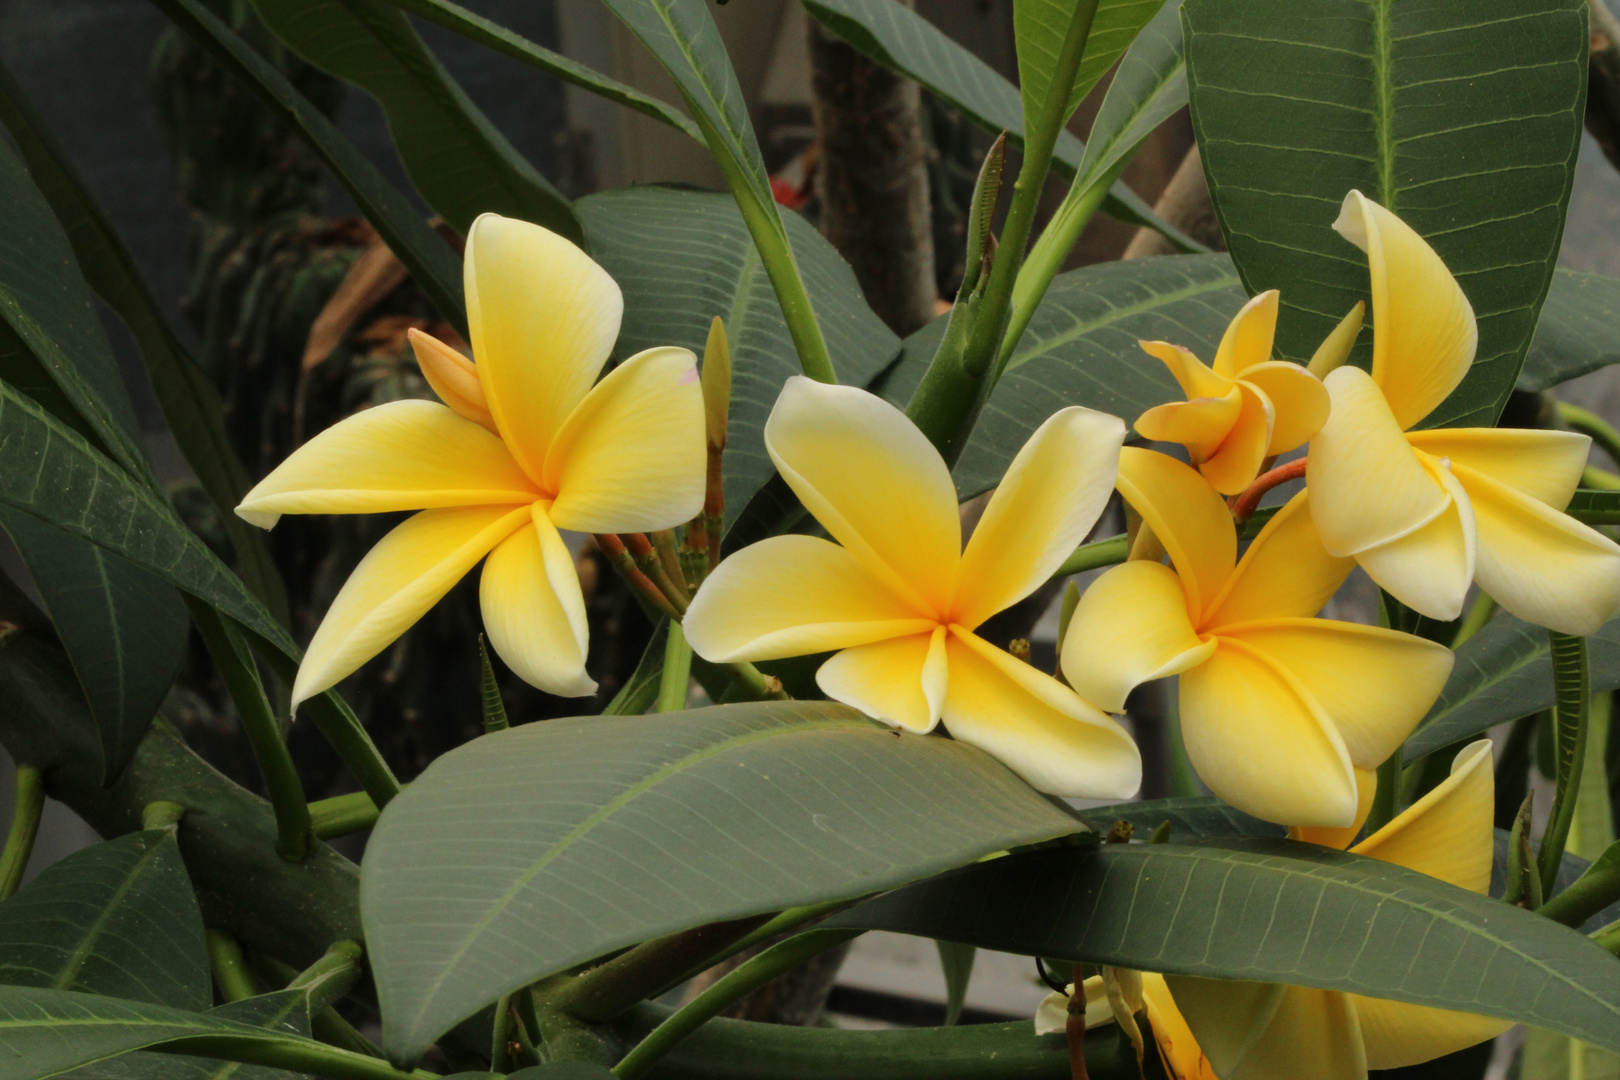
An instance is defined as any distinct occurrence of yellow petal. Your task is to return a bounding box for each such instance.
[236,400,538,529]
[1201,492,1352,628]
[1134,392,1241,464]
[1221,987,1367,1080]
[408,327,494,432]
[1351,739,1495,892]
[480,513,596,697]
[1060,560,1215,714]
[1449,462,1620,636]
[1179,638,1358,827]
[1306,365,1449,557]
[1217,619,1453,770]
[682,535,935,663]
[941,627,1141,799]
[1292,767,1377,850]
[544,346,705,533]
[1350,997,1510,1071]
[1140,341,1233,401]
[1115,448,1236,621]
[1407,427,1588,508]
[465,213,622,480]
[1213,289,1279,378]
[766,378,961,616]
[1306,302,1365,379]
[1140,974,1219,1080]
[1355,456,1475,622]
[954,406,1125,629]
[817,626,947,734]
[1197,381,1273,495]
[292,505,531,705]
[1238,362,1330,454]
[1333,191,1476,430]
[1034,978,1115,1036]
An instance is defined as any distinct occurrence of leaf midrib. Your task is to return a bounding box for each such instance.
[49,834,168,994]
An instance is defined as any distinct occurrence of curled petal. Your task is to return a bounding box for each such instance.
[1202,493,1352,627]
[1352,739,1495,892]
[1350,997,1510,1072]
[1140,341,1233,401]
[480,514,595,697]
[1115,448,1236,621]
[1292,767,1377,851]
[942,628,1141,799]
[1238,362,1330,454]
[1407,427,1588,508]
[817,626,947,734]
[1140,974,1219,1080]
[1198,381,1273,495]
[683,535,934,663]
[1061,560,1214,714]
[955,406,1124,629]
[1159,978,1286,1079]
[408,328,494,432]
[1355,457,1475,622]
[1213,289,1279,378]
[1135,391,1241,464]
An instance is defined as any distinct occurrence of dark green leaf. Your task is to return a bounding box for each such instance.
[1185,0,1587,426]
[62,991,315,1080]
[0,829,208,1009]
[1569,488,1620,524]
[832,838,1620,1049]
[934,940,975,1026]
[361,702,1085,1060]
[1071,0,1187,193]
[1519,268,1620,392]
[1014,0,1165,139]
[1072,795,1283,840]
[577,186,900,524]
[0,513,187,782]
[506,1067,617,1080]
[249,0,578,242]
[602,618,670,717]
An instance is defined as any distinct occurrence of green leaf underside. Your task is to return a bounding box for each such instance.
[1185,0,1587,427]
[831,838,1620,1049]
[579,187,899,526]
[1072,0,1188,191]
[61,992,315,1080]
[249,0,579,242]
[0,830,208,1009]
[1015,0,1167,140]
[1518,268,1620,391]
[361,702,1084,1060]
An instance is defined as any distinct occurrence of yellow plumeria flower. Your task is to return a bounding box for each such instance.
[1034,973,1216,1080]
[683,377,1141,798]
[1306,190,1620,634]
[237,214,705,705]
[1135,290,1329,495]
[1163,741,1511,1080]
[1061,449,1453,827]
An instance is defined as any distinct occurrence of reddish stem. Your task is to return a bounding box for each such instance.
[595,534,679,620]
[1231,457,1308,524]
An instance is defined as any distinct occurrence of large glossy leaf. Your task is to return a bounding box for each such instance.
[1518,268,1620,392]
[1071,0,1187,194]
[249,0,578,242]
[832,838,1620,1050]
[149,0,466,334]
[0,829,208,1009]
[361,701,1085,1060]
[1014,0,1165,139]
[61,992,315,1080]
[1185,0,1587,427]
[577,186,899,525]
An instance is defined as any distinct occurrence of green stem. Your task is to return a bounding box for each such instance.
[658,621,693,713]
[1052,534,1129,580]
[1451,591,1497,649]
[1540,630,1590,898]
[310,791,381,840]
[301,693,402,810]
[1539,839,1620,927]
[720,659,788,702]
[490,992,513,1073]
[664,898,864,992]
[207,929,261,1003]
[0,764,43,900]
[155,1036,430,1080]
[288,940,365,1014]
[1593,919,1620,956]
[614,928,863,1079]
[253,952,383,1060]
[1560,401,1620,468]
[999,172,1115,367]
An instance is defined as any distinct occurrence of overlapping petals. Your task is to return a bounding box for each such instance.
[685,378,1140,798]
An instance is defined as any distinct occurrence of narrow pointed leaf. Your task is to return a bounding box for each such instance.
[1518,268,1620,391]
[61,992,316,1080]
[1072,0,1187,193]
[1014,0,1165,139]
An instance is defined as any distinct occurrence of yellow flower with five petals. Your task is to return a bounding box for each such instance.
[236,214,705,705]
[683,377,1141,798]
[1061,448,1453,827]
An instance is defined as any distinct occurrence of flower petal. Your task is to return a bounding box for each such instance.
[292,505,531,705]
[1355,456,1475,622]
[683,535,935,663]
[545,346,706,533]
[954,406,1125,628]
[1292,767,1377,850]
[766,378,961,616]
[942,627,1141,798]
[1171,981,1366,1080]
[1217,619,1453,770]
[1134,392,1242,464]
[1140,341,1232,401]
[465,213,622,480]
[1060,560,1215,714]
[1179,638,1358,827]
[1213,290,1279,379]
[1198,381,1273,495]
[1407,427,1588,507]
[1307,365,1449,557]
[1449,462,1620,636]
[480,513,596,697]
[1140,974,1220,1080]
[1238,362,1330,454]
[1202,492,1353,627]
[1306,302,1365,379]
[1350,997,1510,1071]
[1351,739,1495,892]
[1333,191,1476,430]
[817,627,947,734]
[236,400,538,529]
[1115,448,1236,621]
[408,327,494,432]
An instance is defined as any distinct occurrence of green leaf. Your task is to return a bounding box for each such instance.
[577,186,900,524]
[832,838,1620,1050]
[1570,488,1620,524]
[361,702,1085,1060]
[148,0,466,336]
[1072,0,1187,194]
[506,1068,617,1080]
[0,513,187,782]
[1072,796,1283,840]
[0,829,208,1009]
[934,940,975,1026]
[1519,268,1620,392]
[61,991,315,1080]
[1184,0,1588,427]
[248,0,579,242]
[1014,0,1165,139]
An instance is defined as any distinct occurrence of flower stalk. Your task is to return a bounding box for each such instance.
[0,763,42,900]
[1540,630,1591,897]
[658,622,692,713]
[1230,457,1308,524]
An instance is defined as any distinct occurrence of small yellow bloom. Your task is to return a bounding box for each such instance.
[1034,973,1217,1080]
[1164,741,1511,1079]
[1306,190,1620,634]
[1135,290,1330,495]
[683,377,1140,798]
[1061,449,1453,827]
[237,214,705,705]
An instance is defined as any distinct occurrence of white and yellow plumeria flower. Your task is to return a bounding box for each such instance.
[1306,190,1620,634]
[1034,973,1216,1080]
[237,214,705,705]
[1164,741,1510,1080]
[1061,449,1453,827]
[1135,290,1329,495]
[683,377,1140,798]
